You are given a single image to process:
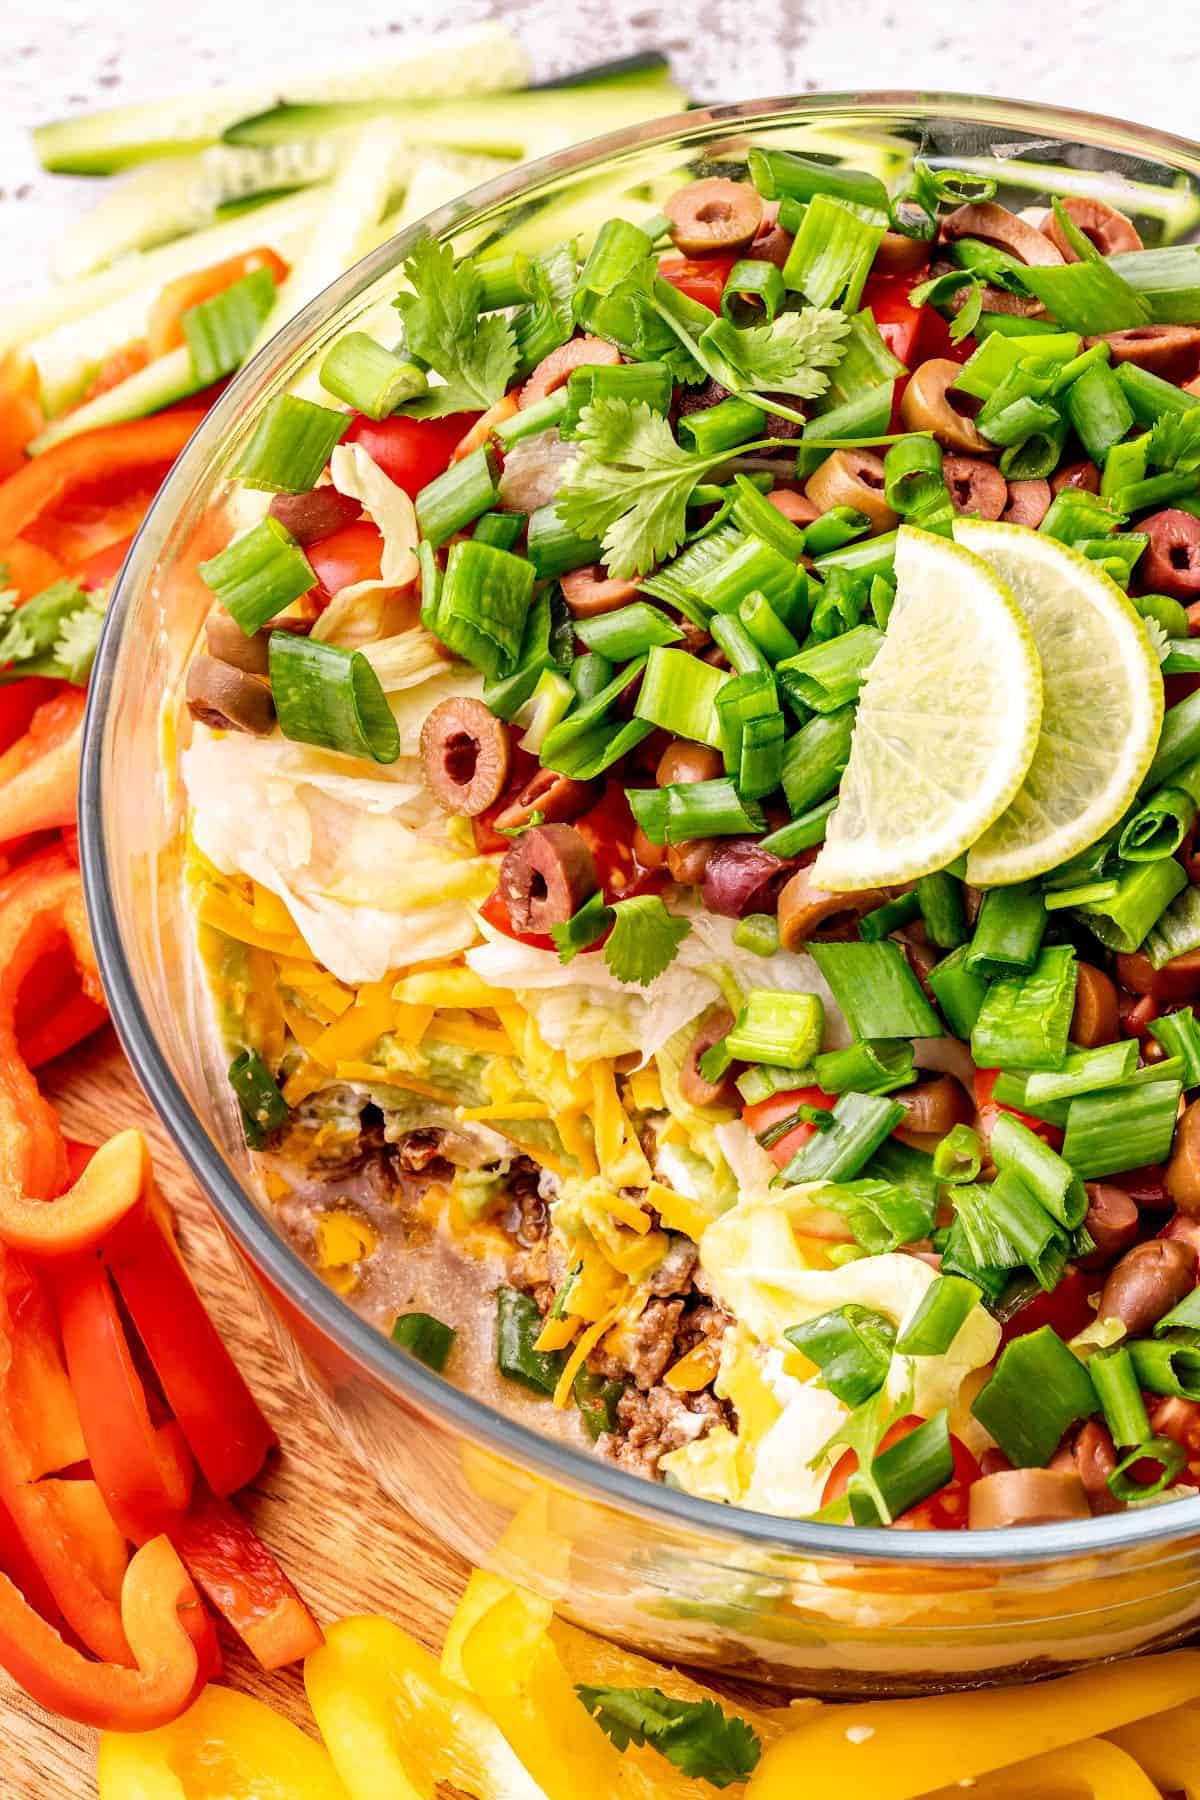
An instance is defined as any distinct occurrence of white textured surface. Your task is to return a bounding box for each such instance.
[4,0,1200,296]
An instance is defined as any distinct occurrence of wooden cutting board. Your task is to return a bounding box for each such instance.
[2,1026,473,1798]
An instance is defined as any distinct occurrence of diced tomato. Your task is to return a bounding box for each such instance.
[973,1068,1063,1152]
[742,1085,837,1169]
[657,255,738,314]
[575,781,642,898]
[822,1413,978,1528]
[998,1263,1098,1348]
[344,412,479,500]
[307,521,385,599]
[862,268,974,373]
[1148,1396,1200,1486]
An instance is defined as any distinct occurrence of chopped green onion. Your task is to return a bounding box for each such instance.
[549,890,611,965]
[990,1111,1086,1228]
[737,1063,813,1104]
[692,535,806,620]
[422,539,534,681]
[495,1286,564,1395]
[783,195,885,310]
[1154,1286,1200,1336]
[1078,856,1187,954]
[1115,361,1200,428]
[915,872,967,949]
[539,656,646,763]
[738,590,801,663]
[732,913,781,957]
[1019,251,1150,335]
[776,624,882,715]
[848,1411,954,1527]
[966,882,1047,977]
[721,257,787,324]
[391,1312,455,1373]
[493,389,569,449]
[989,1071,1070,1129]
[415,445,500,548]
[560,361,672,438]
[1149,1007,1200,1089]
[635,645,729,749]
[1043,879,1120,913]
[1109,471,1199,513]
[1109,246,1200,322]
[737,710,786,799]
[777,1091,906,1184]
[677,395,767,457]
[970,1325,1097,1467]
[319,332,427,419]
[1102,432,1150,502]
[233,395,348,495]
[1146,882,1200,970]
[883,435,945,516]
[983,1168,1070,1291]
[779,708,857,815]
[182,264,276,384]
[759,795,838,856]
[544,716,654,780]
[808,566,869,642]
[269,632,400,764]
[572,1366,626,1439]
[725,989,823,1068]
[1118,777,1200,864]
[859,890,921,942]
[730,474,808,559]
[473,511,526,551]
[801,387,895,453]
[475,253,531,310]
[228,1049,288,1148]
[1108,1436,1186,1503]
[1048,340,1112,395]
[808,940,943,1041]
[1129,1337,1200,1402]
[811,1038,915,1095]
[928,945,988,1040]
[1161,637,1200,674]
[803,507,873,557]
[575,603,682,661]
[970,945,1078,1072]
[526,502,602,580]
[517,668,575,755]
[1064,361,1134,464]
[1061,1077,1183,1179]
[710,612,770,675]
[812,528,898,585]
[896,1275,981,1354]
[1090,1346,1151,1448]
[784,1306,895,1407]
[1145,687,1200,792]
[748,148,890,216]
[663,776,766,842]
[998,414,1071,481]
[931,1125,983,1186]
[572,656,615,708]
[198,517,316,633]
[756,1102,832,1148]
[1021,1038,1139,1104]
[953,330,1080,402]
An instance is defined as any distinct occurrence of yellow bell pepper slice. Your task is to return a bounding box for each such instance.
[746,1650,1200,1800]
[97,1685,347,1799]
[922,1738,1158,1800]
[441,1569,514,1686]
[1108,1698,1200,1798]
[305,1614,545,1800]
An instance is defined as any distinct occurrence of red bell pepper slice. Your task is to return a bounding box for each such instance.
[0,678,59,758]
[101,1193,277,1496]
[0,687,87,849]
[0,411,205,547]
[0,1534,217,1731]
[52,1250,194,1544]
[170,1493,322,1670]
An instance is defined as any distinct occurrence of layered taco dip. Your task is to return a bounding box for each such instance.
[181,141,1200,1532]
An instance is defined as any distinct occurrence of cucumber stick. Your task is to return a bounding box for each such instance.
[33,22,531,173]
[26,349,199,455]
[225,68,685,159]
[926,154,1200,245]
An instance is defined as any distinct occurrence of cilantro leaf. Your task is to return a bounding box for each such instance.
[393,234,517,419]
[698,307,851,400]
[1147,408,1200,474]
[557,398,739,580]
[576,1686,761,1789]
[602,893,690,986]
[550,888,611,964]
[0,579,102,686]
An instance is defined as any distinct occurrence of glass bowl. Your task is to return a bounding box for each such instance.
[81,93,1200,1693]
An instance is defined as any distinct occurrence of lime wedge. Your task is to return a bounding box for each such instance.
[811,526,1043,892]
[955,520,1163,887]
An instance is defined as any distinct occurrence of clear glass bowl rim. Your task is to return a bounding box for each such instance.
[81,87,1200,1567]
